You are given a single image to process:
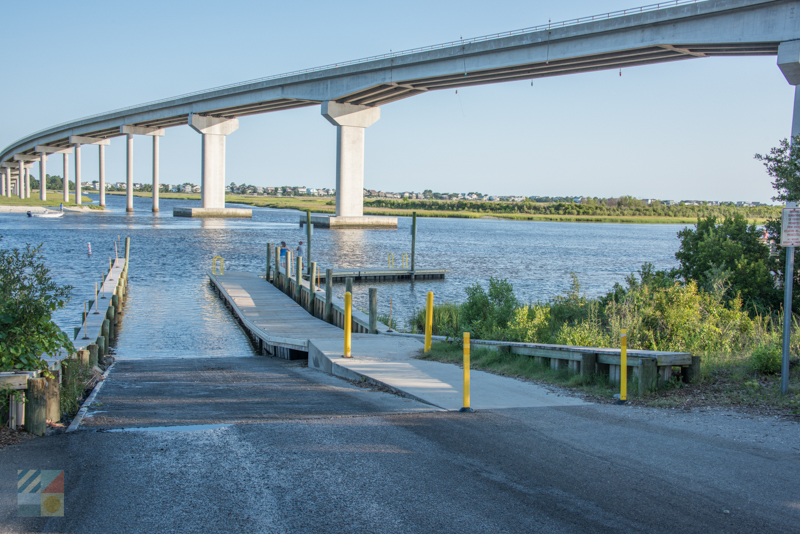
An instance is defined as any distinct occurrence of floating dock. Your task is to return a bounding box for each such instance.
[315,268,447,282]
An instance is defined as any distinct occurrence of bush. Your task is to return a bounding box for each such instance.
[0,238,73,372]
[750,343,782,375]
[461,277,519,339]
[410,302,461,336]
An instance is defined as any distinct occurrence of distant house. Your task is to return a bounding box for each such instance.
[91,181,99,190]
[192,185,201,193]
[309,188,318,195]
[182,185,193,193]
[115,182,126,190]
[297,187,308,195]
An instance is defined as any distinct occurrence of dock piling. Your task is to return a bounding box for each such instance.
[345,277,353,296]
[411,211,417,281]
[295,256,303,303]
[325,269,333,323]
[45,375,60,423]
[26,378,47,436]
[369,288,377,334]
[266,243,272,282]
[309,262,317,315]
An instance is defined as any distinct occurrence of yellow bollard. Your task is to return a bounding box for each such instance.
[459,332,474,412]
[620,329,628,402]
[343,291,352,358]
[424,291,433,352]
[388,253,394,269]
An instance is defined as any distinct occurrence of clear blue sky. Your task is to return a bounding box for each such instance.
[0,0,794,203]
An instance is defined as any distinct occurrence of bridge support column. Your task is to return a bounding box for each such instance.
[17,160,23,199]
[126,134,133,212]
[0,167,5,197]
[39,153,46,201]
[74,144,82,205]
[99,144,105,208]
[63,153,69,204]
[175,114,249,218]
[317,102,396,228]
[121,126,164,213]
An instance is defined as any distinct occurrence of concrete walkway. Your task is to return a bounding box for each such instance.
[309,336,586,411]
[213,271,586,411]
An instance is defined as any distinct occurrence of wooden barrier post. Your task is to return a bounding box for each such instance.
[344,292,352,358]
[424,291,433,352]
[87,343,99,367]
[618,329,628,403]
[368,288,377,334]
[266,243,272,282]
[295,256,303,303]
[97,336,106,360]
[309,262,317,315]
[124,237,130,260]
[285,250,292,294]
[639,359,657,393]
[325,269,334,323]
[460,332,473,412]
[45,375,60,424]
[345,277,353,296]
[26,377,47,436]
[274,244,280,287]
[306,210,312,275]
[410,211,417,281]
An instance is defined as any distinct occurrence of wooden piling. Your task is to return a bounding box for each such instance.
[97,336,106,360]
[639,359,658,393]
[45,375,60,423]
[285,250,292,294]
[101,319,110,348]
[346,277,353,296]
[124,237,130,260]
[295,256,303,303]
[309,262,317,315]
[687,356,702,383]
[410,211,417,281]
[306,210,312,274]
[325,268,333,323]
[87,344,99,367]
[369,288,378,334]
[266,243,272,282]
[112,294,120,318]
[274,246,280,287]
[78,349,90,367]
[26,378,47,436]
[580,353,596,377]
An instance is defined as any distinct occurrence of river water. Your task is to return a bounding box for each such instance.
[0,193,687,359]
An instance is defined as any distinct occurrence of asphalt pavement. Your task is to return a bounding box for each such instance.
[1,356,798,533]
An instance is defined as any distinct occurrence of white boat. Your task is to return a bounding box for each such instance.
[27,210,64,218]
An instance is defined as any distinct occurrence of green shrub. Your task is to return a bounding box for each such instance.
[750,343,782,375]
[411,301,461,336]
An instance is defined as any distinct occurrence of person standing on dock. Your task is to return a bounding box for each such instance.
[296,241,305,263]
[279,241,288,269]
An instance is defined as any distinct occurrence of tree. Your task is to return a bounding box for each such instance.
[754,135,800,202]
[675,214,778,313]
[0,238,74,372]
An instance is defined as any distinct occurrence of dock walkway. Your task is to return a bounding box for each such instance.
[209,271,585,410]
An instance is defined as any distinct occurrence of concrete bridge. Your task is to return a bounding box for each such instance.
[3,0,800,224]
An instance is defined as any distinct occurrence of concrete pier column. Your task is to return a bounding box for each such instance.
[39,153,46,201]
[24,166,30,199]
[63,153,69,203]
[188,114,239,209]
[152,135,159,212]
[99,144,106,208]
[0,167,5,197]
[126,134,133,212]
[321,102,380,217]
[17,160,23,199]
[74,144,82,205]
[120,126,164,214]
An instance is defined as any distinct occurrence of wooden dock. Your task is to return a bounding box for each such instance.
[314,268,447,282]
[209,271,345,359]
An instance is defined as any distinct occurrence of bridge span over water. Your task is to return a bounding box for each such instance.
[3,0,800,224]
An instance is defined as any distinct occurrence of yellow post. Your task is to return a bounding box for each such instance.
[620,329,628,402]
[424,291,433,352]
[344,291,352,358]
[459,332,474,412]
[388,253,394,269]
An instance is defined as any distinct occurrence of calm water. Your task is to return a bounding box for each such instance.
[0,193,687,359]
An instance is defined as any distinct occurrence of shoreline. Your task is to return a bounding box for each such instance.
[0,205,102,213]
[93,191,775,224]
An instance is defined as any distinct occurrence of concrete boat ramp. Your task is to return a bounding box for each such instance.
[209,271,584,411]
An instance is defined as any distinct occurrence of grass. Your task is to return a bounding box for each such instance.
[0,191,98,208]
[419,341,800,415]
[60,360,94,419]
[104,192,770,224]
